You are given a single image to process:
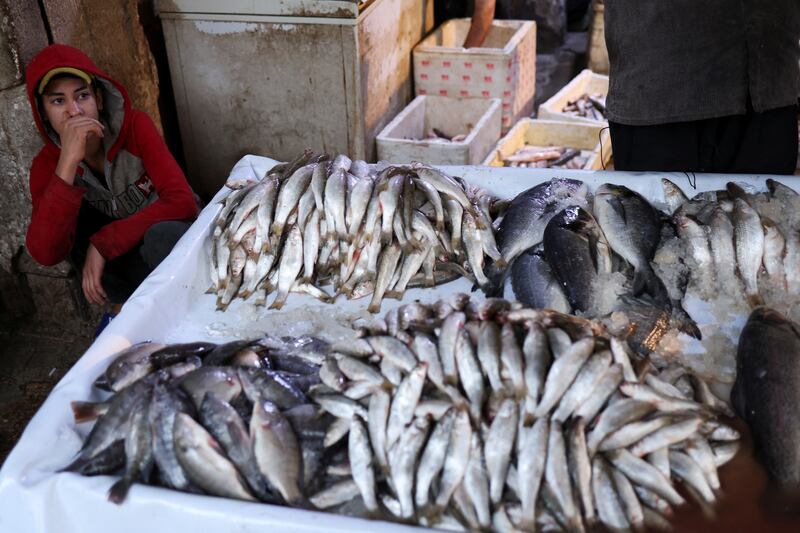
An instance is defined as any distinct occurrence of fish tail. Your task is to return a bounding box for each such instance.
[268,292,288,310]
[746,293,765,309]
[107,477,133,504]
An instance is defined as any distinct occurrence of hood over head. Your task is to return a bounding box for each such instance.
[26,44,131,160]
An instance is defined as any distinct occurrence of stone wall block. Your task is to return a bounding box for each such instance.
[0,83,42,274]
[0,0,49,91]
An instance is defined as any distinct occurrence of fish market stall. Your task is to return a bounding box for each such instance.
[1,155,799,532]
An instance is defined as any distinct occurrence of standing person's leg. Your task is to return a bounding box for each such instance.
[608,121,702,172]
[725,104,799,175]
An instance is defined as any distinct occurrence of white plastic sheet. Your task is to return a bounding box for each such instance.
[1,155,797,532]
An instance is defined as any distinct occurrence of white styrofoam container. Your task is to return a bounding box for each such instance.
[412,18,537,134]
[482,118,612,170]
[376,95,502,165]
[538,69,609,126]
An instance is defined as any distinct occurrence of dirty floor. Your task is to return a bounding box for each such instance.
[0,317,94,466]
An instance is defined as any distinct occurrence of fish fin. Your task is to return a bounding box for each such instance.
[107,477,133,504]
[669,302,702,340]
[746,293,765,309]
[608,194,628,224]
[482,261,507,297]
[59,454,89,473]
[70,401,103,424]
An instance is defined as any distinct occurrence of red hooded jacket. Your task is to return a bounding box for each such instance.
[25,44,198,265]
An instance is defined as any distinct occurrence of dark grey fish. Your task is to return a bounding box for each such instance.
[732,307,800,487]
[93,341,166,392]
[487,178,588,295]
[594,183,665,299]
[511,246,571,313]
[542,206,611,313]
[67,375,160,467]
[108,387,154,504]
[149,382,195,491]
[178,367,242,408]
[203,339,262,366]
[199,392,277,502]
[66,439,125,476]
[497,178,588,265]
[238,367,307,409]
[150,342,218,368]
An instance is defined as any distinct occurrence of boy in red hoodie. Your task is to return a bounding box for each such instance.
[25,44,198,317]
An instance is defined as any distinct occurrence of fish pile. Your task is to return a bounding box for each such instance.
[63,335,334,505]
[500,145,593,170]
[63,296,740,532]
[494,179,701,356]
[660,177,800,312]
[209,150,504,312]
[561,93,607,121]
[308,296,739,532]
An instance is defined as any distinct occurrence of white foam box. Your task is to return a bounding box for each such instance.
[376,94,502,165]
[412,18,537,134]
[538,69,609,126]
[482,118,612,170]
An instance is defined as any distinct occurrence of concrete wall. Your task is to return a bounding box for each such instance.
[0,0,162,328]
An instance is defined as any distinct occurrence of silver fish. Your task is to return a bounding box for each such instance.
[455,328,485,421]
[522,322,552,418]
[251,399,304,504]
[415,408,455,508]
[349,415,378,511]
[272,163,314,243]
[607,449,685,506]
[669,450,715,503]
[553,349,612,422]
[545,420,582,531]
[435,408,472,509]
[486,398,518,504]
[732,198,765,306]
[389,416,430,518]
[174,413,256,501]
[463,433,492,528]
[517,416,549,530]
[368,244,402,313]
[592,457,630,532]
[477,321,504,392]
[368,387,391,473]
[269,224,303,310]
[533,337,595,417]
[385,364,427,449]
[439,311,465,385]
[630,416,703,457]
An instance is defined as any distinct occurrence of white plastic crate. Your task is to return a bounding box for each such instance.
[412,18,537,134]
[482,118,612,170]
[376,95,502,165]
[538,69,609,127]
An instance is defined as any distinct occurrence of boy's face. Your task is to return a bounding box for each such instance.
[40,76,103,137]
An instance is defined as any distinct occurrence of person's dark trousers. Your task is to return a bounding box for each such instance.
[609,104,799,175]
[69,201,192,304]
